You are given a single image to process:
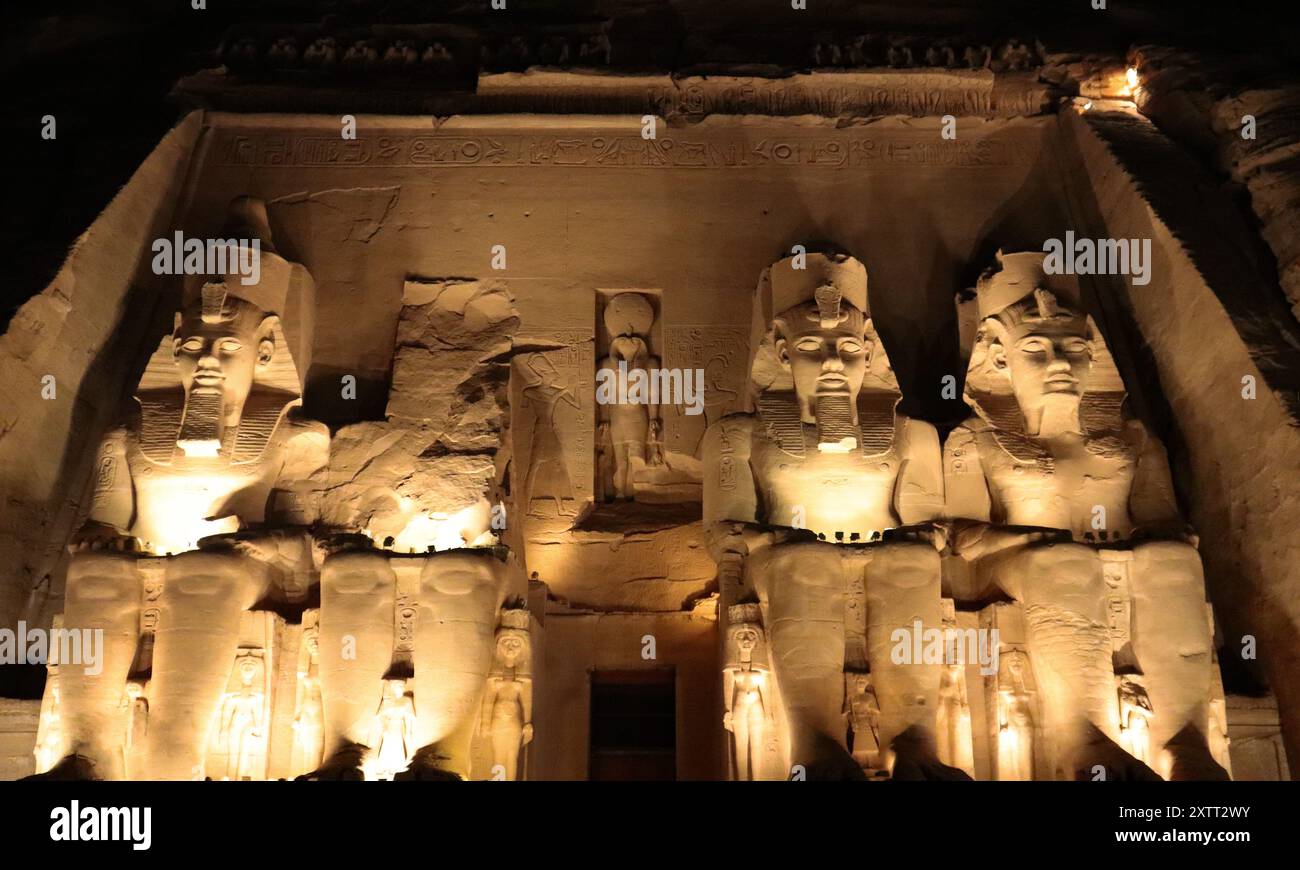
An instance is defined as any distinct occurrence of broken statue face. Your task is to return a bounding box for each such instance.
[774,291,871,424]
[496,633,526,666]
[172,285,278,426]
[986,290,1094,427]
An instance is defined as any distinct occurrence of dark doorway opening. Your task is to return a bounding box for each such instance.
[588,668,676,781]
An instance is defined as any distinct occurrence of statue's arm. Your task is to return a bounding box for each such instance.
[80,426,135,536]
[646,355,663,426]
[702,414,758,529]
[269,410,330,525]
[479,682,497,734]
[520,677,534,727]
[756,678,773,723]
[1127,421,1193,539]
[942,422,991,523]
[893,415,945,524]
[707,413,759,556]
[722,669,736,730]
[402,699,415,746]
[943,422,1057,561]
[596,355,614,426]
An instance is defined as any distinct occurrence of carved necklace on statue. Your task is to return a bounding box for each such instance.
[966,390,1133,471]
[755,389,899,460]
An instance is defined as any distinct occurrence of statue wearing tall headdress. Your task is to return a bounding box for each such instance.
[704,250,960,780]
[946,251,1227,780]
[42,197,328,780]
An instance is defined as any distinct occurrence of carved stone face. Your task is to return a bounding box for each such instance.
[237,657,260,685]
[173,298,277,417]
[609,334,647,364]
[497,634,525,665]
[774,302,870,420]
[731,625,760,653]
[990,317,1093,422]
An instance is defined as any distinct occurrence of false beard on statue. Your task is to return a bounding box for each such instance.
[814,394,858,453]
[177,389,225,457]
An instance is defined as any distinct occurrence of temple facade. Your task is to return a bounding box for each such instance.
[0,4,1296,781]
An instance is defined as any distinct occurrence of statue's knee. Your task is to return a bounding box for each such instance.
[1135,541,1204,589]
[1022,543,1098,587]
[322,551,394,596]
[420,551,500,597]
[868,542,939,590]
[66,553,138,605]
[166,550,257,600]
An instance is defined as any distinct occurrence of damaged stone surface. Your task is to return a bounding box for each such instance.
[1133,45,1300,322]
[1061,105,1300,774]
[0,111,205,628]
[321,279,517,548]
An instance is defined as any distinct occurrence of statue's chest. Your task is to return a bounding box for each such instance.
[126,446,270,503]
[748,394,903,534]
[980,432,1137,507]
[756,444,900,497]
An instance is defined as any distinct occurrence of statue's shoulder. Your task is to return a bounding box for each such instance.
[272,407,330,457]
[1118,416,1162,454]
[98,404,139,451]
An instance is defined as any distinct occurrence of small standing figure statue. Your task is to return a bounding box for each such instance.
[597,293,664,500]
[996,651,1036,781]
[844,671,883,774]
[370,679,416,780]
[292,623,324,776]
[1118,676,1155,767]
[216,655,266,781]
[479,608,534,781]
[723,604,774,781]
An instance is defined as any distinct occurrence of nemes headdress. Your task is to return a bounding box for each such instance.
[961,249,1127,456]
[972,250,1079,320]
[769,252,869,321]
[134,197,316,462]
[139,197,315,397]
[746,248,898,424]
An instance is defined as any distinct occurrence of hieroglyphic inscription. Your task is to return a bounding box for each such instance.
[215,131,1031,170]
[515,329,595,509]
[664,324,749,455]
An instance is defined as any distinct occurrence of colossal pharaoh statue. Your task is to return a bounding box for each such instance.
[704,250,961,780]
[39,197,328,780]
[946,251,1228,780]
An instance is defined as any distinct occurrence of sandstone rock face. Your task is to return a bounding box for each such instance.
[3,86,1298,781]
[1133,45,1300,323]
[322,279,517,550]
[0,112,205,630]
[1062,105,1300,775]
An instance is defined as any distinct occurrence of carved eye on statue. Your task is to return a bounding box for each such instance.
[1015,337,1051,356]
[178,337,205,354]
[795,337,823,354]
[217,338,244,355]
[838,338,865,357]
[1062,338,1092,359]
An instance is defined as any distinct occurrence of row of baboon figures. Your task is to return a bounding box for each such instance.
[30,197,1227,780]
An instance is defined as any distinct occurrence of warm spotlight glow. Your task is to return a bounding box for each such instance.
[1126,67,1139,89]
